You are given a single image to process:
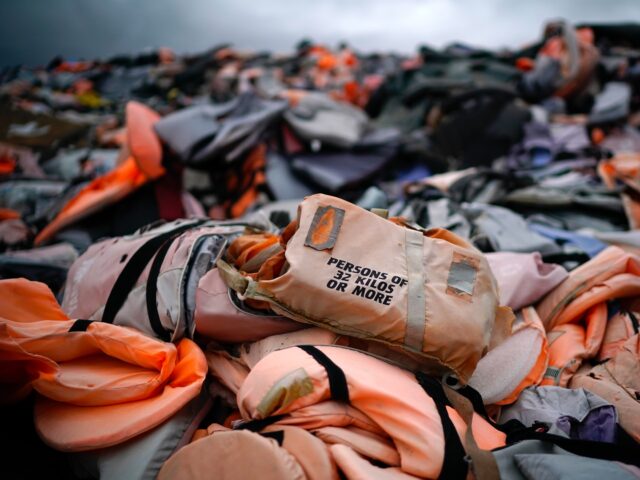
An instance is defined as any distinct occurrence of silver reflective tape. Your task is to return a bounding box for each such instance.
[447,258,477,295]
[404,229,426,351]
[544,366,561,379]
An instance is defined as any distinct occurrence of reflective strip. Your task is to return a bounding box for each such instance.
[404,229,426,351]
[544,366,561,380]
[304,205,345,251]
[447,256,477,296]
[370,208,389,219]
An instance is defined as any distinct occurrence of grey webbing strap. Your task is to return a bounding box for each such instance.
[444,385,501,480]
[404,229,426,351]
[216,259,250,295]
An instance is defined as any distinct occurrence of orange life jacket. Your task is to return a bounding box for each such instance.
[0,278,207,451]
[35,101,165,245]
[536,247,640,386]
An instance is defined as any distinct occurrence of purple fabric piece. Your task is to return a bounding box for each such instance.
[556,405,618,443]
[549,123,590,154]
[500,387,619,444]
[486,252,568,310]
[506,121,554,169]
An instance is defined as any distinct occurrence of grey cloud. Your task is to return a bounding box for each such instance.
[0,0,638,66]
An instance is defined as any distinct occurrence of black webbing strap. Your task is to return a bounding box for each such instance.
[236,346,349,434]
[260,430,285,446]
[457,384,529,435]
[416,372,469,480]
[145,237,175,342]
[234,414,286,432]
[542,251,591,266]
[626,309,640,334]
[454,382,640,468]
[298,345,350,404]
[68,319,93,332]
[101,220,205,326]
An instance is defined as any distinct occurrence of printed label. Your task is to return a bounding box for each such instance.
[324,256,408,306]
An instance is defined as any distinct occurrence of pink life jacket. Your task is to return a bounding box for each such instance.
[237,345,506,479]
[62,219,300,342]
[469,306,548,405]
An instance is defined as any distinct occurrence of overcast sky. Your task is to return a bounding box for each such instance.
[1,0,639,66]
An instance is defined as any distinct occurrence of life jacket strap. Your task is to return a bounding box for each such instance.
[443,381,501,480]
[298,345,350,404]
[416,372,470,480]
[216,258,250,296]
[452,380,640,469]
[68,319,93,332]
[234,414,287,432]
[145,236,177,342]
[102,219,206,332]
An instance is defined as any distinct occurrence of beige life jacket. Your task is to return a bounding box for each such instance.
[158,426,338,480]
[219,193,505,382]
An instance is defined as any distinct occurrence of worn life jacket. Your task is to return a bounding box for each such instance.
[542,303,607,387]
[537,247,640,328]
[599,300,640,361]
[237,345,506,479]
[219,193,504,382]
[158,426,338,480]
[570,334,640,442]
[35,101,165,245]
[0,278,207,451]
[536,247,640,386]
[469,306,548,405]
[33,335,206,452]
[62,218,299,343]
[195,267,302,343]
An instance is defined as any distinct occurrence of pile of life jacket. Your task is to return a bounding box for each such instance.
[4,16,640,480]
[2,193,640,480]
